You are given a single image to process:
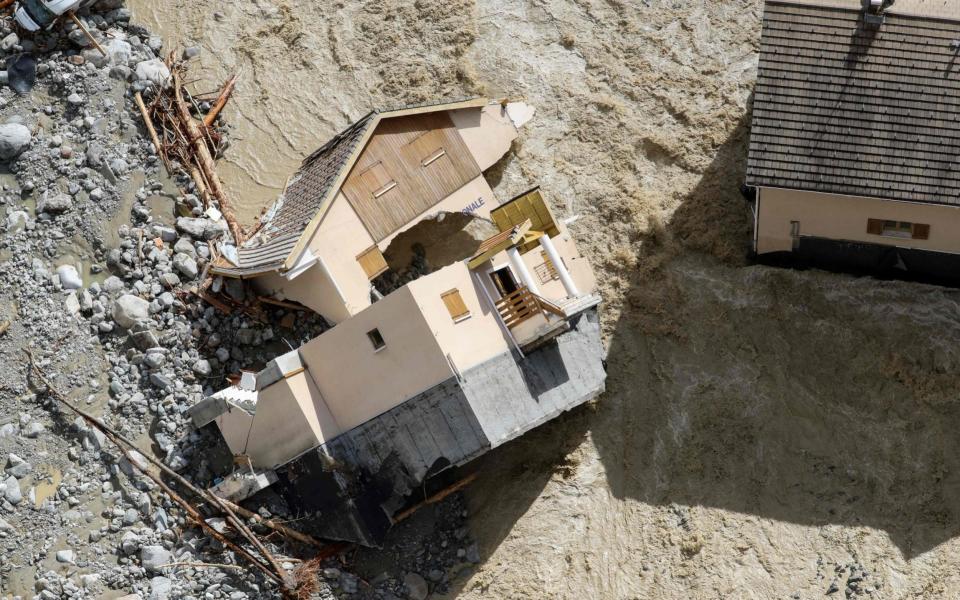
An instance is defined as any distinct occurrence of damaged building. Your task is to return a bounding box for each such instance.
[188,98,606,546]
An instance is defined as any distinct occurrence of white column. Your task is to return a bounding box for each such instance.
[507,246,539,295]
[539,235,579,298]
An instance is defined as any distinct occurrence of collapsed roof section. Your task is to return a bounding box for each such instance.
[212,98,502,278]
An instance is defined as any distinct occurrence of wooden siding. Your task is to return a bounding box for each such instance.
[342,112,481,242]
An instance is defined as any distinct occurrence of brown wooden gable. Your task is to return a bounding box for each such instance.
[341,112,481,242]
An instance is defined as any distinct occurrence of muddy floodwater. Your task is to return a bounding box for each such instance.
[127,0,381,225]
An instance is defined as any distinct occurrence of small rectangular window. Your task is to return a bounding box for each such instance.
[441,289,471,322]
[534,251,559,284]
[882,220,914,239]
[867,218,929,240]
[367,328,386,351]
[421,148,446,167]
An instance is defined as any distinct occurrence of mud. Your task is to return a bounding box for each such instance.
[125,0,960,598]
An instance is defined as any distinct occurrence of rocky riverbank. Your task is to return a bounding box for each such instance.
[0,3,474,599]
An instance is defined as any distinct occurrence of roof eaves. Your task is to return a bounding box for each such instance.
[278,97,493,271]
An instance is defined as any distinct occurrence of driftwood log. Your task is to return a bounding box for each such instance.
[24,351,318,598]
[134,56,246,246]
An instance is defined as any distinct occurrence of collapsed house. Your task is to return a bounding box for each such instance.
[747,0,960,280]
[188,98,606,546]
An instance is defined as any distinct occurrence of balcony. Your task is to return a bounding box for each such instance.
[495,286,598,352]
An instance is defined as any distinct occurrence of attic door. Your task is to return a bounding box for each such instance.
[342,113,481,243]
[341,161,405,241]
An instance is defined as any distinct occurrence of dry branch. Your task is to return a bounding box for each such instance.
[204,73,239,127]
[68,12,106,57]
[25,350,302,598]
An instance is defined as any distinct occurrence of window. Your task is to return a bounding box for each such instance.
[866,218,930,240]
[441,289,471,322]
[367,328,386,351]
[421,148,446,167]
[356,246,389,280]
[534,251,559,284]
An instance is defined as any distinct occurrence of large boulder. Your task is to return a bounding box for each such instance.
[0,123,30,159]
[135,59,170,86]
[107,38,132,66]
[140,545,171,572]
[176,217,225,241]
[112,294,149,329]
[56,265,83,290]
[172,253,198,280]
[37,192,72,214]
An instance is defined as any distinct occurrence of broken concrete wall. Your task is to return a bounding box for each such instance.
[274,308,606,546]
[450,104,519,171]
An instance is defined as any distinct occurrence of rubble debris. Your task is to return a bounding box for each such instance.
[134,56,244,245]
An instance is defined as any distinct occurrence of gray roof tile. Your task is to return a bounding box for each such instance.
[747,1,960,205]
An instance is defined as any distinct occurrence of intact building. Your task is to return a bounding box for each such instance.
[747,0,960,279]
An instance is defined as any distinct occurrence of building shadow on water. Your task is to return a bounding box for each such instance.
[425,105,960,598]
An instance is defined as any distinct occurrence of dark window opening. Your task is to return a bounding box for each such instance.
[367,328,386,351]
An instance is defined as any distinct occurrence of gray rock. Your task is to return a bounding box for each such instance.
[155,225,177,242]
[119,530,140,555]
[22,421,43,438]
[175,217,224,241]
[0,122,30,159]
[55,549,75,564]
[3,475,21,505]
[66,93,84,106]
[134,59,170,86]
[404,573,428,600]
[37,191,72,214]
[56,265,83,290]
[112,294,150,329]
[64,292,81,316]
[172,237,195,256]
[192,359,211,377]
[172,253,198,280]
[0,32,18,51]
[107,37,132,65]
[5,454,30,478]
[149,576,172,600]
[140,545,171,572]
[103,275,125,293]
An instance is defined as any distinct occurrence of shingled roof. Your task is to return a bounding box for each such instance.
[212,98,488,278]
[747,1,960,205]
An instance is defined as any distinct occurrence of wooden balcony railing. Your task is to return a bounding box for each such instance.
[495,286,566,329]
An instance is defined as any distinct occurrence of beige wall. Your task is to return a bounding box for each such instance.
[215,371,341,469]
[301,192,377,318]
[298,286,454,432]
[477,226,598,304]
[408,261,512,373]
[757,187,960,255]
[450,104,518,171]
[255,260,352,324]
